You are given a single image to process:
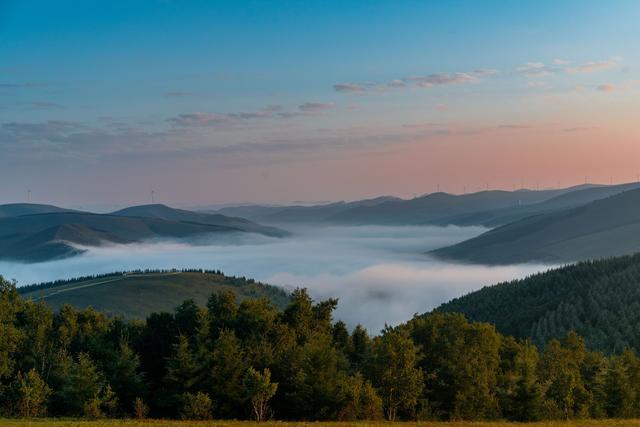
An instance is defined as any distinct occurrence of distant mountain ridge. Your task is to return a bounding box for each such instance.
[439,182,640,227]
[432,187,640,264]
[111,204,287,237]
[0,203,77,218]
[0,204,288,262]
[214,183,635,227]
[215,196,402,223]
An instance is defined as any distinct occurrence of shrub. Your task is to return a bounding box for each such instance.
[180,392,213,420]
[11,369,52,418]
[133,397,149,419]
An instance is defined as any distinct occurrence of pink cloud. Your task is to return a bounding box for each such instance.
[566,58,620,74]
[333,83,366,94]
[597,83,616,92]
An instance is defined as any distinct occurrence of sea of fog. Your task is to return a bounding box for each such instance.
[0,225,552,333]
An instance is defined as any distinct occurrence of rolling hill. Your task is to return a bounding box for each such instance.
[18,270,291,318]
[438,182,640,227]
[215,196,402,223]
[436,254,640,354]
[0,203,77,218]
[112,204,287,237]
[0,211,267,262]
[328,189,569,225]
[0,202,289,263]
[431,188,640,264]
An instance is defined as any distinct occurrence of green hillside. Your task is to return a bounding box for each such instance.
[19,270,290,318]
[436,254,640,353]
[432,188,640,264]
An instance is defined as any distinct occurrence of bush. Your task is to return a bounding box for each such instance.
[10,369,52,418]
[133,397,149,419]
[337,373,383,420]
[180,392,213,420]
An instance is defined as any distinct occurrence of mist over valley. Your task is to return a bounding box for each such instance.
[2,223,550,332]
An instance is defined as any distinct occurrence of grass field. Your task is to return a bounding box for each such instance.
[18,271,291,318]
[3,420,640,427]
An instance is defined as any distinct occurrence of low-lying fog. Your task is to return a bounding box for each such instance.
[0,225,552,333]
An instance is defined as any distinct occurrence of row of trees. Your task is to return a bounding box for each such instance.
[3,274,640,421]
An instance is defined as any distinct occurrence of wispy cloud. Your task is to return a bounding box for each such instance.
[0,82,47,89]
[596,83,616,92]
[563,127,593,133]
[498,124,530,130]
[164,91,193,98]
[566,58,621,74]
[2,120,83,138]
[333,83,367,94]
[404,72,477,87]
[168,102,336,128]
[29,101,64,110]
[298,102,335,113]
[517,62,559,77]
[167,112,232,127]
[517,57,622,77]
[334,69,497,95]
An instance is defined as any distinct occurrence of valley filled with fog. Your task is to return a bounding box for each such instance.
[0,225,552,332]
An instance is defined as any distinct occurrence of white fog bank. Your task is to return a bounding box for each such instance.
[0,225,552,333]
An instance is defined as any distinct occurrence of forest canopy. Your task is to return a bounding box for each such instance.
[3,274,640,421]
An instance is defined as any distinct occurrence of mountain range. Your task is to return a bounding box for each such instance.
[214,183,639,228]
[4,181,640,264]
[0,204,287,262]
[432,187,640,264]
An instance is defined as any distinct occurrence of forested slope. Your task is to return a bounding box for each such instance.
[437,254,640,353]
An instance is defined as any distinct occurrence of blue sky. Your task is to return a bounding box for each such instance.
[1,1,639,207]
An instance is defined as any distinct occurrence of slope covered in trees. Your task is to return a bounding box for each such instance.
[437,254,640,353]
[3,274,640,421]
[18,270,291,318]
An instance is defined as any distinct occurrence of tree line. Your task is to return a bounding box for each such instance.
[3,274,640,421]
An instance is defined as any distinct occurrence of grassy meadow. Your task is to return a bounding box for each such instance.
[18,271,290,317]
[4,420,640,427]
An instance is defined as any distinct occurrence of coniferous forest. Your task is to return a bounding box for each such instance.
[4,274,640,422]
[438,254,640,353]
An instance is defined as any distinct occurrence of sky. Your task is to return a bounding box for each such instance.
[1,0,639,208]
